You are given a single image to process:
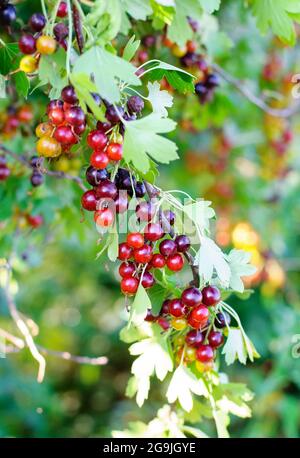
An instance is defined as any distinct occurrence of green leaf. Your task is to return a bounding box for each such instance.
[182,200,215,234]
[107,229,119,261]
[129,283,151,325]
[70,73,106,121]
[147,81,173,117]
[214,383,254,419]
[129,325,173,406]
[72,46,141,103]
[167,365,208,412]
[0,43,19,75]
[167,0,202,46]
[222,328,259,365]
[123,114,178,173]
[38,48,68,99]
[195,236,231,286]
[146,61,195,93]
[252,0,300,45]
[12,71,29,98]
[122,35,140,61]
[199,0,221,14]
[227,249,257,293]
[121,0,152,20]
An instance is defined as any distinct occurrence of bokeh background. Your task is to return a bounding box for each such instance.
[0,0,300,438]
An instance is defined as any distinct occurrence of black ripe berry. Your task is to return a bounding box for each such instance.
[29,13,46,32]
[85,166,108,186]
[31,172,44,187]
[214,311,231,329]
[0,3,16,25]
[127,96,144,114]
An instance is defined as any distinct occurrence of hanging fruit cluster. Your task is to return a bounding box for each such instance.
[36,85,86,157]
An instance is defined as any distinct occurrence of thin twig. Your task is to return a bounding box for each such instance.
[0,144,87,191]
[0,328,108,365]
[3,261,46,383]
[212,63,300,118]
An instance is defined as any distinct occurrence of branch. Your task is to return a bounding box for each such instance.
[212,63,300,118]
[3,262,46,383]
[0,144,87,191]
[0,328,107,365]
[184,252,200,287]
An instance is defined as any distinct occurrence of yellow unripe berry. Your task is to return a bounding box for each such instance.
[174,335,185,347]
[19,55,38,73]
[36,136,61,157]
[36,35,57,55]
[185,346,196,362]
[35,122,53,138]
[171,43,187,58]
[195,360,214,373]
[171,317,187,331]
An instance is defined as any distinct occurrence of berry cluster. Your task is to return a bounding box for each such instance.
[18,4,68,74]
[0,1,16,26]
[0,104,34,139]
[151,287,230,372]
[81,95,145,218]
[0,154,10,181]
[36,85,86,157]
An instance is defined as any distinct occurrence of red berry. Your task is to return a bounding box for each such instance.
[87,130,108,150]
[96,179,117,199]
[121,277,139,295]
[118,243,133,261]
[96,121,111,133]
[115,193,128,214]
[54,125,76,144]
[159,239,177,257]
[190,305,209,325]
[90,151,109,169]
[202,286,221,307]
[119,261,135,278]
[168,299,187,318]
[144,223,164,242]
[73,123,86,135]
[185,330,204,347]
[141,271,155,289]
[157,316,170,330]
[187,315,203,329]
[136,202,155,222]
[175,235,190,253]
[134,244,153,264]
[181,287,202,307]
[145,309,157,322]
[95,207,114,227]
[107,143,123,161]
[151,254,166,269]
[81,190,97,211]
[127,232,144,249]
[196,345,214,362]
[19,34,36,54]
[26,214,44,228]
[64,106,85,126]
[0,166,10,181]
[208,331,224,348]
[49,107,64,125]
[57,1,68,18]
[166,253,184,272]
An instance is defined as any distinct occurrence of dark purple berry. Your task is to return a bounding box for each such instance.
[105,105,124,124]
[214,312,231,329]
[61,85,78,104]
[0,4,16,25]
[205,73,220,88]
[29,13,46,32]
[127,96,144,114]
[175,235,190,253]
[54,22,69,40]
[31,172,44,187]
[85,166,108,186]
